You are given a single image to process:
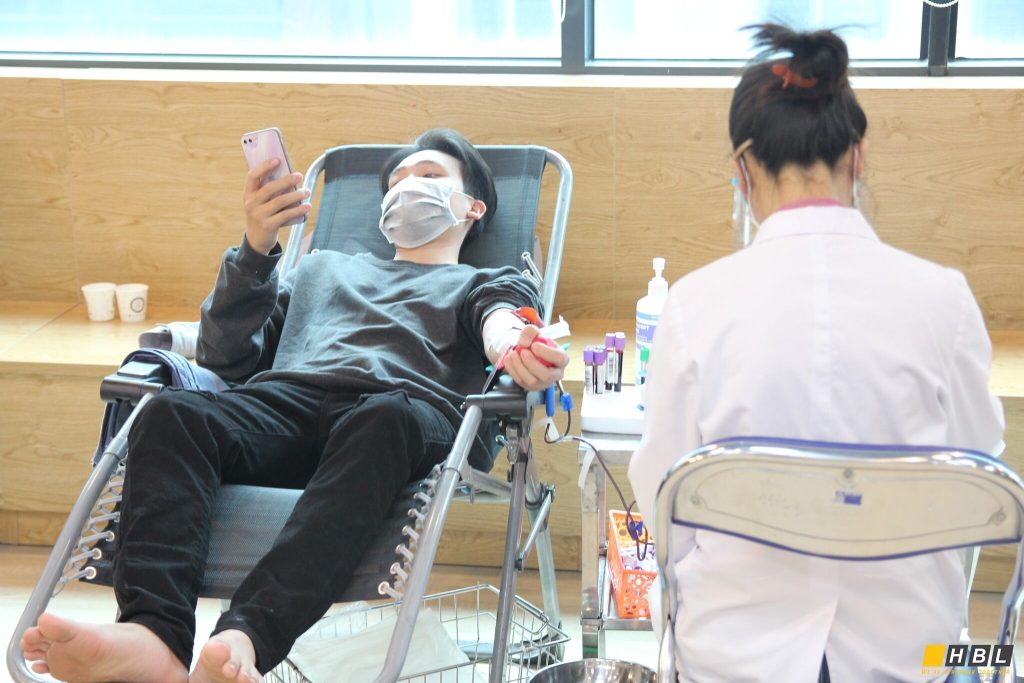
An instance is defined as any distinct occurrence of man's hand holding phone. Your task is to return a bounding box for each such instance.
[243,160,311,255]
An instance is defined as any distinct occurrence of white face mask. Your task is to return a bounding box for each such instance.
[379,176,473,249]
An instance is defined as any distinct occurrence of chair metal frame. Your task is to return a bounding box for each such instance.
[654,437,1024,683]
[8,145,573,683]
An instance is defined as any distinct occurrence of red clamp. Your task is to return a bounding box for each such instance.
[497,307,558,370]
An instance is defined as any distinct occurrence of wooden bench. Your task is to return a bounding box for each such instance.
[0,301,587,570]
[1,304,1022,589]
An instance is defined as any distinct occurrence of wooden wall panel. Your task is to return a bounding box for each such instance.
[0,369,105,513]
[10,511,67,546]
[610,87,1024,327]
[858,89,1024,331]
[0,510,17,543]
[612,87,735,317]
[0,79,76,302]
[60,81,616,317]
[2,76,1020,326]
[1,75,1022,580]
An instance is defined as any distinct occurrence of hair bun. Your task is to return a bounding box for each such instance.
[747,23,849,96]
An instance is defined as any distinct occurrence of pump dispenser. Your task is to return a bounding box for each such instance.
[635,257,668,391]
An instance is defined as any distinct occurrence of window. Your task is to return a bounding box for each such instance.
[593,0,923,61]
[0,0,1020,74]
[955,0,1024,60]
[0,0,561,60]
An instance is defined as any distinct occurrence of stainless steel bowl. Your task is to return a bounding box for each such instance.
[529,658,657,683]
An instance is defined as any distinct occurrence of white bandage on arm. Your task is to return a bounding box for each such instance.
[482,308,525,365]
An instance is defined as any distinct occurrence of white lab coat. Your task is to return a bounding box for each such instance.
[627,205,1005,683]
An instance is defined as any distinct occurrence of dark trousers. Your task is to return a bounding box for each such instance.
[112,380,456,672]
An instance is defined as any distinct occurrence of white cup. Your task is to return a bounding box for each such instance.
[115,283,149,323]
[81,282,117,322]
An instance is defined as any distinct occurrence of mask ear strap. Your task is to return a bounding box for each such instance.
[738,156,753,201]
[732,138,755,199]
[851,142,861,209]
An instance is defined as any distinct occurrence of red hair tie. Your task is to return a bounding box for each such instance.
[771,62,818,89]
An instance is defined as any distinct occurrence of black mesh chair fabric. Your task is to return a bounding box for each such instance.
[309,145,547,270]
[86,145,556,605]
[88,482,421,601]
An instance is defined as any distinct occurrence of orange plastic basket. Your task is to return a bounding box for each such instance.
[607,510,656,619]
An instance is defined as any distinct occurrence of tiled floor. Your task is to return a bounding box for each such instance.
[1,544,1019,682]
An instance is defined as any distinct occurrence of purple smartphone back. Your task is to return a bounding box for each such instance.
[241,127,293,185]
[240,127,307,225]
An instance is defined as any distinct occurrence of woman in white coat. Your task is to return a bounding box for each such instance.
[627,24,1005,683]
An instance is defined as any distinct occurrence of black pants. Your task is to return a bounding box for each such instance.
[112,380,456,672]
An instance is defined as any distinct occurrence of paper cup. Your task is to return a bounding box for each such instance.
[81,282,116,322]
[115,283,149,323]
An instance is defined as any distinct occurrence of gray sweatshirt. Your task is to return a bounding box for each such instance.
[197,237,541,470]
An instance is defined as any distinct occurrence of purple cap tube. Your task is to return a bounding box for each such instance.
[614,332,626,390]
[603,335,617,392]
[594,348,607,394]
[583,346,596,394]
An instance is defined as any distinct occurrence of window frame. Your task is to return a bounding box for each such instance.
[0,0,1020,76]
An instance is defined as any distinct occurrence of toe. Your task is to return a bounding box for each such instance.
[222,657,240,678]
[199,639,231,671]
[37,613,77,643]
[29,660,51,674]
[20,626,47,649]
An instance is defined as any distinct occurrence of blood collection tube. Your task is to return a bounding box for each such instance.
[595,347,607,395]
[614,332,626,391]
[584,346,595,395]
[604,333,617,391]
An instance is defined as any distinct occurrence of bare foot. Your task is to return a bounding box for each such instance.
[19,612,187,683]
[189,630,262,683]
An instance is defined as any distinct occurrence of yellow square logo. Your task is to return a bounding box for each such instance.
[922,644,946,667]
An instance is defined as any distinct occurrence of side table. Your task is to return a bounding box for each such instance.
[578,390,650,657]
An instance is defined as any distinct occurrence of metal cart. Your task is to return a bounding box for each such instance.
[268,585,568,683]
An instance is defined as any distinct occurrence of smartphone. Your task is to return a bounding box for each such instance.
[241,127,307,224]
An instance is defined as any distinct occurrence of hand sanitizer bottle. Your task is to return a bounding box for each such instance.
[635,257,667,386]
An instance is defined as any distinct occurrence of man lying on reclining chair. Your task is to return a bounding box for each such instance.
[20,128,569,683]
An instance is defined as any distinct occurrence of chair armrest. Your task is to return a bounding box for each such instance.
[100,348,231,404]
[463,374,543,421]
[100,360,172,402]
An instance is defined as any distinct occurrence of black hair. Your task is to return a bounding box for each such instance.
[379,128,498,243]
[729,23,867,176]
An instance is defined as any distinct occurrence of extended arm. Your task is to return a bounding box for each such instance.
[482,308,568,392]
[196,159,308,381]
